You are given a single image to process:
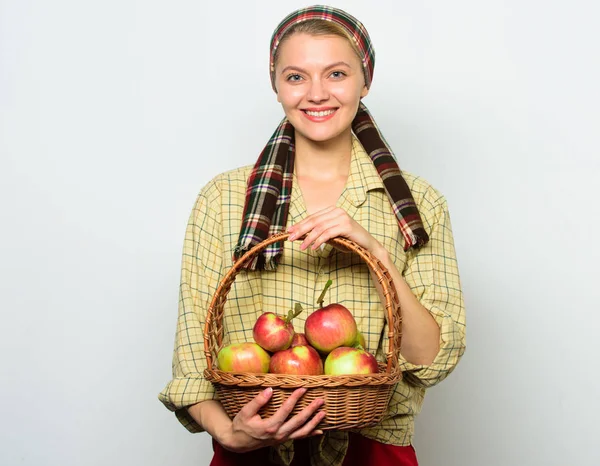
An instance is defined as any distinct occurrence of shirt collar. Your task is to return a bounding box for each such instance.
[288,135,384,224]
[346,134,385,207]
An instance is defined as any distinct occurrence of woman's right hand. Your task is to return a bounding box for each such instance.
[220,387,326,453]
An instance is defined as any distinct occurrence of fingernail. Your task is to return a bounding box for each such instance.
[264,387,273,396]
[289,233,296,241]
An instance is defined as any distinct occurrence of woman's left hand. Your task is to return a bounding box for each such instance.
[287,206,384,256]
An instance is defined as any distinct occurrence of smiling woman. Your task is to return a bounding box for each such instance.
[275,33,368,152]
[159,5,466,466]
[274,32,369,215]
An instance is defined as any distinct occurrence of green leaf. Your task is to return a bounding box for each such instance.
[284,303,303,324]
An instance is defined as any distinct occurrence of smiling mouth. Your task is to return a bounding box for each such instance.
[303,109,336,117]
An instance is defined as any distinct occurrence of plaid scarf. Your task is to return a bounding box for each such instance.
[234,6,429,270]
[233,103,429,270]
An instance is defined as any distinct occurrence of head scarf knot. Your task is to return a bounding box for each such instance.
[234,5,429,270]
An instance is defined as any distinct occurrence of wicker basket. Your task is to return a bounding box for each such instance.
[203,232,403,430]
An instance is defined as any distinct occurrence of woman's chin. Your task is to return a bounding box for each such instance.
[293,126,350,145]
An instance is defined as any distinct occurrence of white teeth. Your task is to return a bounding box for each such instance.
[305,109,335,117]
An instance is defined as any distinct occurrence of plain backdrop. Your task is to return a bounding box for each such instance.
[1,0,599,465]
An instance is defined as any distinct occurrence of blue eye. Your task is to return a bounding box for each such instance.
[287,74,303,82]
[330,71,346,79]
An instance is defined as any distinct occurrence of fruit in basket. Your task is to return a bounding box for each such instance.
[290,332,309,347]
[324,346,379,375]
[253,313,294,352]
[269,345,324,375]
[305,304,357,353]
[217,342,270,373]
[305,280,357,354]
[253,303,303,352]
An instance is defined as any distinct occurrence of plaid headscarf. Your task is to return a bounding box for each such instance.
[234,5,429,270]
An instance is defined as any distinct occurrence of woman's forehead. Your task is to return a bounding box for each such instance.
[275,34,361,68]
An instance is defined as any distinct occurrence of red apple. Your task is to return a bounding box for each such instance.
[217,342,270,373]
[291,333,309,347]
[253,303,303,353]
[324,346,379,375]
[269,345,324,375]
[305,280,357,354]
[253,313,294,352]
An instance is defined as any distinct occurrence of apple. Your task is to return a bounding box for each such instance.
[305,304,357,353]
[305,280,357,354]
[291,333,309,347]
[253,303,303,352]
[324,346,379,375]
[217,342,270,373]
[269,345,324,375]
[253,313,294,352]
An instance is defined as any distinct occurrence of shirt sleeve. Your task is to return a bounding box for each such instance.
[398,193,466,388]
[158,182,224,432]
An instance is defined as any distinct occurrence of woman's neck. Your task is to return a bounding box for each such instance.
[293,129,353,181]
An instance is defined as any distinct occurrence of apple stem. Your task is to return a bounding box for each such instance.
[316,279,333,308]
[285,303,303,324]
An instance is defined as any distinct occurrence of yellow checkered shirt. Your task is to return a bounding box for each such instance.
[159,138,466,465]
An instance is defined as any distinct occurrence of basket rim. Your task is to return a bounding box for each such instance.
[204,366,402,388]
[203,232,402,377]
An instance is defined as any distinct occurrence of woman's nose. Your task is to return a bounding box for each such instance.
[307,78,329,103]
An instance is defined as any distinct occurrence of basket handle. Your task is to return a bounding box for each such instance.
[203,232,402,375]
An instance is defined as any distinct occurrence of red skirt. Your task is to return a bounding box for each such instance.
[210,433,418,466]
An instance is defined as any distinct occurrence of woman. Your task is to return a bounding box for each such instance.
[159,5,466,466]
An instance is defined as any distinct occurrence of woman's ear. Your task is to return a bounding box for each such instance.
[360,85,369,99]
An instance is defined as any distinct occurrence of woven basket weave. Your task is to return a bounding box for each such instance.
[203,232,403,430]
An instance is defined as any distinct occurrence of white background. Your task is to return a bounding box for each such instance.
[1,0,599,465]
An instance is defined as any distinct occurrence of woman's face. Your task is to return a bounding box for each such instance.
[274,33,368,145]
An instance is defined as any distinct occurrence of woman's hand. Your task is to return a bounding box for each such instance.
[220,387,325,453]
[287,206,384,257]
